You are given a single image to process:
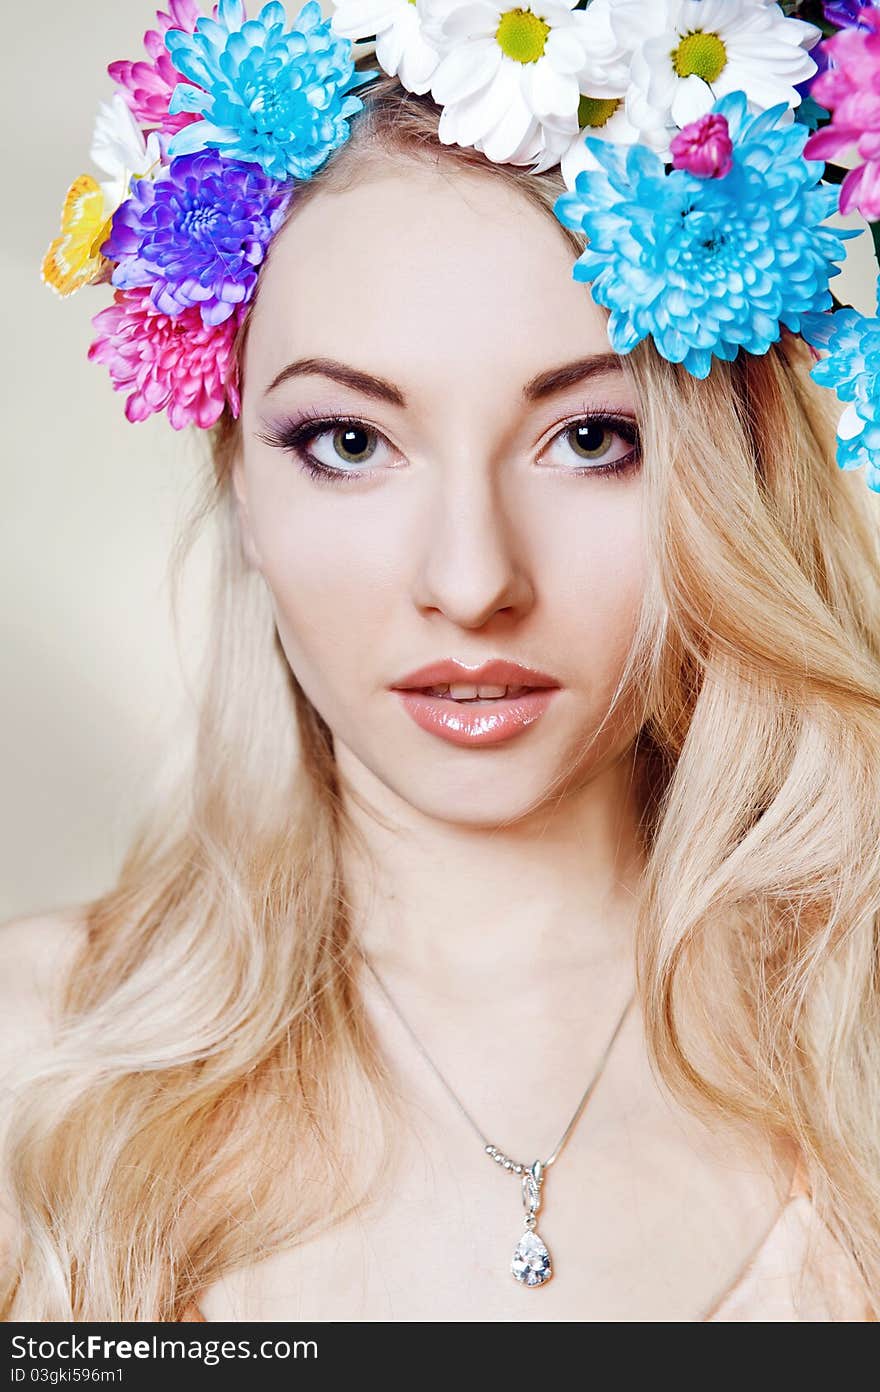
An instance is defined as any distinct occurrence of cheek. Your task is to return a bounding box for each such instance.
[536,482,646,673]
[249,488,399,689]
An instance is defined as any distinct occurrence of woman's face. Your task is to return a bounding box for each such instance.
[235,160,647,825]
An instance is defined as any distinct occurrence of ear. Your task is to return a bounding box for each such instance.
[231,453,263,572]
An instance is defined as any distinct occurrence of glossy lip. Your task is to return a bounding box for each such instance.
[394,688,559,747]
[390,658,561,692]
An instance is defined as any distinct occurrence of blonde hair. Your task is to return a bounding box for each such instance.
[4,63,880,1320]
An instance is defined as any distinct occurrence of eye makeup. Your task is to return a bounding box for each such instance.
[255,406,641,487]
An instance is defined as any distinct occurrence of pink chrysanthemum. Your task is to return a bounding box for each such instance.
[88,288,242,430]
[803,11,880,221]
[670,113,734,180]
[108,0,205,135]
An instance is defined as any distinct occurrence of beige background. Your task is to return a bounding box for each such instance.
[2,2,877,920]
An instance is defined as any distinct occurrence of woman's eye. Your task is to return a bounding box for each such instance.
[308,423,388,471]
[255,416,397,485]
[543,418,640,475]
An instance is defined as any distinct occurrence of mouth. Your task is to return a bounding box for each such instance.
[394,684,560,747]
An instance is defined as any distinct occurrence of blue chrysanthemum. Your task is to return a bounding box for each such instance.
[553,90,858,380]
[103,150,292,326]
[802,304,880,493]
[163,0,377,182]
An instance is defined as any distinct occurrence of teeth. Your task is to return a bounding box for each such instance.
[422,683,532,700]
[449,684,505,699]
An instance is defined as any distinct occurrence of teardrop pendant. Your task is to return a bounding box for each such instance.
[511,1226,552,1286]
[511,1159,552,1286]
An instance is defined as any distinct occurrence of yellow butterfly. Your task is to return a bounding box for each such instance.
[41,174,114,297]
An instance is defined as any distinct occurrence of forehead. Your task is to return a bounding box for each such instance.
[244,162,614,399]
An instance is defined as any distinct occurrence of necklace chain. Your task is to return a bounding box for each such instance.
[357,944,635,1172]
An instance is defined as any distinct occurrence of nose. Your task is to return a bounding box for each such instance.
[412,456,535,628]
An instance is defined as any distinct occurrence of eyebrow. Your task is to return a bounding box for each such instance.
[263,352,624,405]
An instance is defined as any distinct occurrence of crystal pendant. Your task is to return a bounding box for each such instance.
[511,1158,552,1286]
[512,1228,552,1286]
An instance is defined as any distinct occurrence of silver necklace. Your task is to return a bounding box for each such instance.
[358,946,635,1289]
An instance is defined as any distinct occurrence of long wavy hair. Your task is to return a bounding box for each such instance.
[3,62,880,1320]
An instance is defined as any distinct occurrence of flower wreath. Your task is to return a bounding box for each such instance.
[42,0,880,491]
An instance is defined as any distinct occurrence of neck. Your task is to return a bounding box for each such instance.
[338,744,646,993]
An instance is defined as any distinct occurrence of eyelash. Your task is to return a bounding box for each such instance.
[256,407,641,486]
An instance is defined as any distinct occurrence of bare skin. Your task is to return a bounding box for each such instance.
[0,161,794,1323]
[0,909,792,1321]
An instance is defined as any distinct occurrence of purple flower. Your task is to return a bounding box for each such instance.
[823,1,880,30]
[102,150,292,326]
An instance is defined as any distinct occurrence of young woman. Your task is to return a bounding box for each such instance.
[3,13,879,1320]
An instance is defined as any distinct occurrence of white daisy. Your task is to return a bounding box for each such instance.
[89,94,165,217]
[329,0,443,95]
[559,87,671,190]
[608,0,821,129]
[420,0,631,166]
[564,0,636,93]
[474,109,575,173]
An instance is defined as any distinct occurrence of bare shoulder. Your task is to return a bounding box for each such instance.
[0,906,89,1075]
